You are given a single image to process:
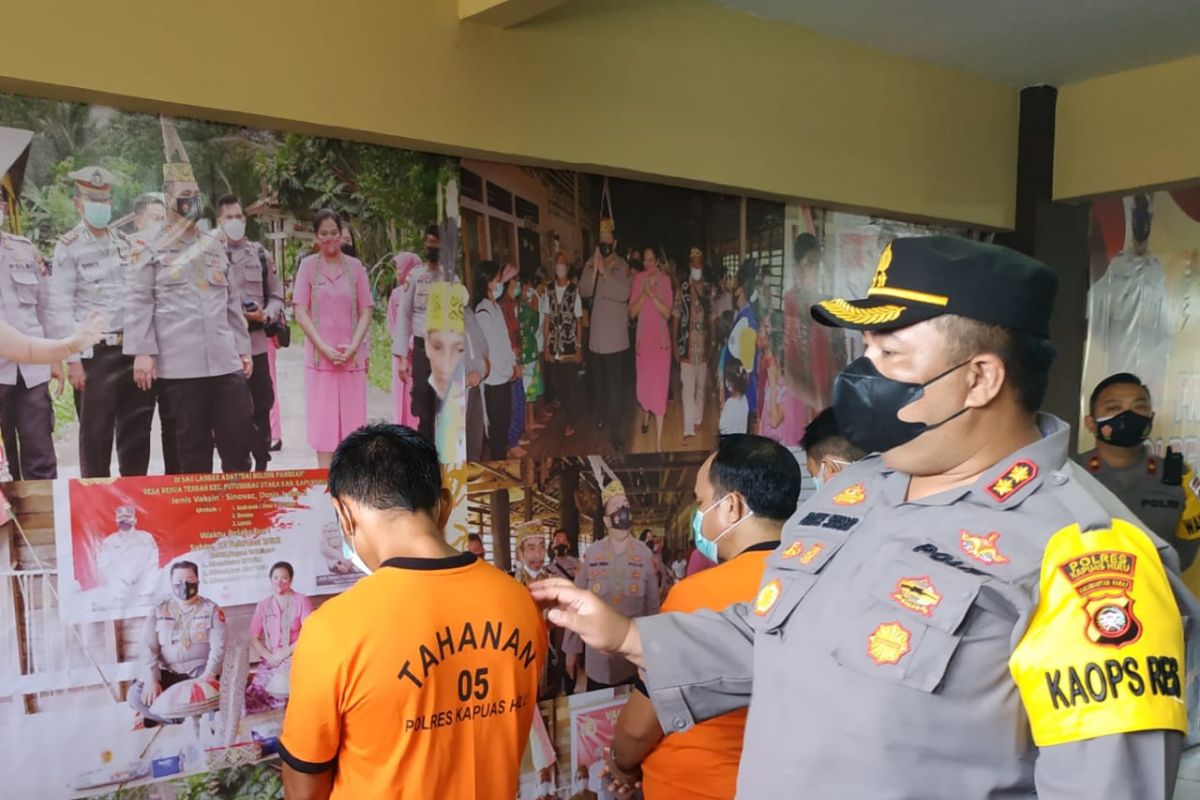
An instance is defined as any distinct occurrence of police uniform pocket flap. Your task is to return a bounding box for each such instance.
[10,268,38,303]
[768,534,846,574]
[750,573,817,635]
[870,555,981,635]
[78,261,105,282]
[832,605,960,693]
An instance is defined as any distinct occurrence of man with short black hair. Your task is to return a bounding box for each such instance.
[280,423,545,800]
[801,407,866,489]
[217,194,283,471]
[1075,372,1200,572]
[536,236,1197,799]
[607,434,802,799]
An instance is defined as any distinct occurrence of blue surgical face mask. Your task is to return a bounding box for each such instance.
[811,459,851,491]
[691,495,752,563]
[342,532,371,576]
[338,508,373,575]
[84,201,112,229]
[491,283,504,300]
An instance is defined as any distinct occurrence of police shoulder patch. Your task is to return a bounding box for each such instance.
[1008,519,1186,747]
[986,459,1038,502]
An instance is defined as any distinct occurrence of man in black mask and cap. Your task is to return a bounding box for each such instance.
[533,236,1197,799]
[128,560,226,728]
[1077,372,1200,572]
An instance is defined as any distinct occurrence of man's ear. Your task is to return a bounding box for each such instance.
[723,492,747,523]
[437,488,453,530]
[1084,415,1097,435]
[963,353,1005,409]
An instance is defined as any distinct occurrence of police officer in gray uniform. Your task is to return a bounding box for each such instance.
[48,167,157,477]
[0,229,58,479]
[129,560,226,727]
[536,237,1198,799]
[563,476,659,690]
[124,129,255,475]
[1076,372,1200,570]
[216,194,283,471]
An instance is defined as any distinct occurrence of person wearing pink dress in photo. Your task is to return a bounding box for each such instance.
[387,251,422,428]
[245,560,313,714]
[293,209,375,467]
[629,246,674,452]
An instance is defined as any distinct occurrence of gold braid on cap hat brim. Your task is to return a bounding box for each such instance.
[163,162,196,183]
[818,298,906,326]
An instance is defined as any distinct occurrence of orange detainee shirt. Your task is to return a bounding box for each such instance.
[640,542,776,800]
[279,553,546,799]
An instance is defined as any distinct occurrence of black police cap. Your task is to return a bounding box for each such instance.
[810,236,1057,338]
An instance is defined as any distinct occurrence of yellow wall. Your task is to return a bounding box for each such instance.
[1056,53,1200,201]
[0,0,1019,228]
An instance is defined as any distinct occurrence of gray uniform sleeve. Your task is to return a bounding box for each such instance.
[123,249,157,356]
[579,259,598,300]
[34,262,52,336]
[140,612,163,683]
[262,247,284,320]
[644,560,661,617]
[391,280,415,357]
[637,602,756,734]
[219,246,250,357]
[47,239,79,357]
[562,558,587,657]
[205,605,226,677]
[1035,731,1181,800]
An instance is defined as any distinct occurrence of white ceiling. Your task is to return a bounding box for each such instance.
[712,0,1200,85]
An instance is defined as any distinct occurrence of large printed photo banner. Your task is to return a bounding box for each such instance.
[1082,189,1200,466]
[54,470,351,625]
[0,90,461,481]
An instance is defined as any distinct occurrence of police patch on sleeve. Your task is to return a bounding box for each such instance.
[1008,519,1186,746]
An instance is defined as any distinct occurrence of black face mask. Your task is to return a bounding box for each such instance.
[341,242,357,258]
[832,356,971,453]
[1131,205,1152,244]
[1094,410,1153,448]
[598,243,613,257]
[553,544,570,558]
[426,246,440,264]
[173,581,199,601]
[609,507,633,532]
[174,195,201,221]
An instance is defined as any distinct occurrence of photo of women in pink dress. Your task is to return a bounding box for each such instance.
[244,560,313,714]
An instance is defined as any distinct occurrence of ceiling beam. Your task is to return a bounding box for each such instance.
[458,0,575,28]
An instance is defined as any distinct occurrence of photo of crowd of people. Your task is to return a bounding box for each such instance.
[0,94,457,479]
[0,84,983,800]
